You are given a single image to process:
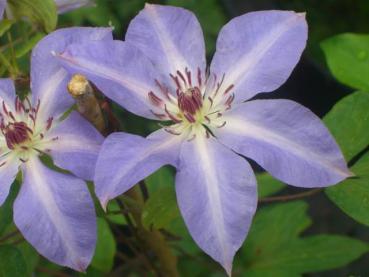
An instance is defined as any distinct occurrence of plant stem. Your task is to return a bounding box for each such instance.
[125,187,179,277]
[259,188,323,203]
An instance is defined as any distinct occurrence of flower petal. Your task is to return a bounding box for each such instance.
[0,155,19,206]
[215,100,351,187]
[31,27,113,120]
[95,128,181,209]
[0,0,6,19]
[54,0,94,14]
[14,157,96,271]
[126,3,206,76]
[0,78,16,109]
[176,136,257,275]
[210,10,307,102]
[58,40,165,119]
[44,111,103,181]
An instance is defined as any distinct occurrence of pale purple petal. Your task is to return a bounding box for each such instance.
[95,128,181,209]
[44,111,103,181]
[31,27,113,120]
[176,136,257,275]
[126,3,206,77]
[54,0,94,14]
[58,40,163,119]
[210,11,307,102]
[215,100,351,187]
[0,78,16,109]
[14,157,96,271]
[0,155,19,206]
[0,0,6,19]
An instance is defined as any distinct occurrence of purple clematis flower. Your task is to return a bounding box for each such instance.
[57,4,352,274]
[0,27,111,271]
[0,0,93,19]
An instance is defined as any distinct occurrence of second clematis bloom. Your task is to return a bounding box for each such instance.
[0,27,112,271]
[58,4,352,275]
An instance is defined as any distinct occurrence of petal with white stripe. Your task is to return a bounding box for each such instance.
[31,27,113,120]
[215,100,351,187]
[175,136,257,275]
[14,157,96,271]
[210,10,307,102]
[0,154,19,206]
[58,40,165,119]
[126,3,206,76]
[44,111,103,181]
[95,128,181,209]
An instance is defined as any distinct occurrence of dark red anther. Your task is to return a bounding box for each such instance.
[148,91,164,107]
[178,87,203,116]
[197,67,202,87]
[4,122,31,149]
[46,117,53,131]
[224,84,234,95]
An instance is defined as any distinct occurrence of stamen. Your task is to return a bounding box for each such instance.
[148,91,164,107]
[46,117,54,131]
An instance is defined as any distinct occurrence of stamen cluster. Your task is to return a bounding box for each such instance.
[147,68,235,138]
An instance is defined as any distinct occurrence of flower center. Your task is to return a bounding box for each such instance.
[177,87,203,123]
[0,97,56,162]
[2,121,32,149]
[147,68,235,139]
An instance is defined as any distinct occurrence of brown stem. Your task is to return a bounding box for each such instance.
[125,188,179,277]
[0,230,20,243]
[258,188,323,203]
[68,74,179,276]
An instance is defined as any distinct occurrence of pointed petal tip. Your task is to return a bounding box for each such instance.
[223,261,233,277]
[72,259,89,272]
[100,198,109,212]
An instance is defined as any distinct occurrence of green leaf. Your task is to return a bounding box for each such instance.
[324,91,369,161]
[17,241,39,275]
[242,201,368,276]
[326,153,369,226]
[142,186,180,230]
[105,201,126,225]
[145,166,175,194]
[257,172,286,198]
[91,218,116,273]
[7,0,57,33]
[0,245,28,277]
[321,33,369,91]
[15,33,45,58]
[0,181,20,236]
[0,20,14,37]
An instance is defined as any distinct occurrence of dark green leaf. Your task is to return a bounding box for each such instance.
[145,166,175,194]
[7,0,57,33]
[91,218,116,273]
[105,201,126,225]
[257,172,286,198]
[243,201,368,275]
[15,33,45,58]
[142,186,180,230]
[0,245,28,277]
[321,33,369,91]
[324,91,369,161]
[17,241,39,274]
[0,20,14,37]
[0,181,19,236]
[326,153,369,226]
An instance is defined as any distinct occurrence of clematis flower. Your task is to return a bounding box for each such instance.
[0,0,93,19]
[58,4,352,274]
[0,27,111,271]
